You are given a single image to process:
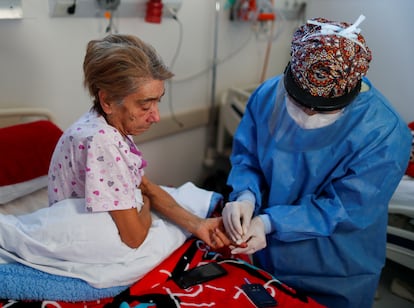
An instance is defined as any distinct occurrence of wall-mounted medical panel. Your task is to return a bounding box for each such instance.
[48,0,181,18]
[49,0,139,18]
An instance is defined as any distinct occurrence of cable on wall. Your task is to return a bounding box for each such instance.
[166,7,184,128]
[171,30,253,84]
[67,0,77,15]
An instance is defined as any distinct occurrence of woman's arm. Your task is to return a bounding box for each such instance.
[139,176,231,249]
[109,195,152,249]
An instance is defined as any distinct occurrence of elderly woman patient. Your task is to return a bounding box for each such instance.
[48,34,229,250]
[0,34,230,288]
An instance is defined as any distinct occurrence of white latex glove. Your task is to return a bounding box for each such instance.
[222,200,254,243]
[230,216,266,255]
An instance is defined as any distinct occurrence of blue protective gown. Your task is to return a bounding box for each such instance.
[227,75,412,308]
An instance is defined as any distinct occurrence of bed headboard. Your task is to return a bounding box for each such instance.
[0,108,54,128]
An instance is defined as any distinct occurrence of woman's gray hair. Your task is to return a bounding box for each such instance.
[83,34,174,115]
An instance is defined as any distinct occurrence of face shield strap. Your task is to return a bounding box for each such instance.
[283,63,361,112]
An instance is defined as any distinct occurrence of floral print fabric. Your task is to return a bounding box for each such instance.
[48,111,147,212]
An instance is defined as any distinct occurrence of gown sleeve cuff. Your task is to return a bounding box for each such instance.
[235,190,256,204]
[259,214,273,234]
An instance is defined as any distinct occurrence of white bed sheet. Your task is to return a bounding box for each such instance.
[0,182,215,288]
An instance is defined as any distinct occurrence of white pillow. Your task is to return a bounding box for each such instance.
[0,175,48,204]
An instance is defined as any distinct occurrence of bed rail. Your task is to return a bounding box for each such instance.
[0,108,54,128]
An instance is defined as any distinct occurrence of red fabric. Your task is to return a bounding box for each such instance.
[0,120,62,186]
[0,239,326,308]
[406,122,414,177]
[125,240,325,308]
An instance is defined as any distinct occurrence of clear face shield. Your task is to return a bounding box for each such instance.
[267,80,348,151]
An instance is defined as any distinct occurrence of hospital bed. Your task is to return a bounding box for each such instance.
[0,108,325,308]
[386,176,414,270]
[216,86,255,155]
[216,86,414,271]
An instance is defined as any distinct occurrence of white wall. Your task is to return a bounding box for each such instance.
[305,0,414,123]
[0,0,297,186]
[0,0,412,187]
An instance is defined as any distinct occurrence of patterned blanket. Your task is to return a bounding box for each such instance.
[0,238,326,308]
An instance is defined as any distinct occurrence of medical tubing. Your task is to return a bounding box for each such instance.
[171,32,253,84]
[167,10,184,127]
[206,0,221,154]
[260,19,275,83]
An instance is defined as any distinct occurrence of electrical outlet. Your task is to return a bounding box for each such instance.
[163,0,182,17]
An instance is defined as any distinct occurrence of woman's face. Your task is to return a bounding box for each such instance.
[101,79,165,137]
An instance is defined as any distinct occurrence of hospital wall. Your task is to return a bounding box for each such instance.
[0,0,412,188]
[305,0,414,126]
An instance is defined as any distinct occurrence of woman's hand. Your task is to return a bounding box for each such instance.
[139,175,234,250]
[192,217,232,249]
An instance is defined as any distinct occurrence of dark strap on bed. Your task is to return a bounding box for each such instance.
[170,238,200,280]
[222,259,310,303]
[169,238,310,303]
[169,239,309,302]
[105,239,200,308]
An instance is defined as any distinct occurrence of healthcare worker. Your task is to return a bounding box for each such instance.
[222,15,412,308]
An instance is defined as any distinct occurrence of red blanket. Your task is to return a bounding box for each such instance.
[0,238,326,308]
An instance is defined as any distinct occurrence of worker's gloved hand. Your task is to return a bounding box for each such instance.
[222,200,254,243]
[230,216,266,255]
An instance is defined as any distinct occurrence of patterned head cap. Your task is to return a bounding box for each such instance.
[284,15,372,111]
